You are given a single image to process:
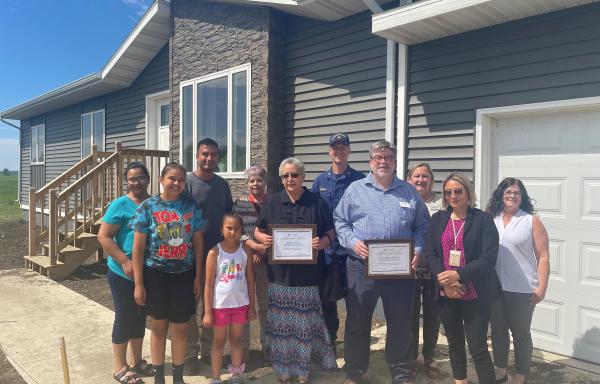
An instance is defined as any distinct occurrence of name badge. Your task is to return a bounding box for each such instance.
[399,201,411,208]
[449,250,462,267]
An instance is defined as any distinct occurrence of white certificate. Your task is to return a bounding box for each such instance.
[365,239,414,278]
[269,224,317,264]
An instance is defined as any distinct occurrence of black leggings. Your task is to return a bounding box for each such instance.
[490,291,535,376]
[438,297,495,383]
[108,269,146,344]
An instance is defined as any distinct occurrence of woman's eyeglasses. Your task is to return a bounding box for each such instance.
[281,173,300,179]
[503,190,521,197]
[127,176,147,184]
[444,189,464,197]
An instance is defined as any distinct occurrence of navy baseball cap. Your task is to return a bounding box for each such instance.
[329,133,350,147]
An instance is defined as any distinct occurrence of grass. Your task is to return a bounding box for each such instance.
[0,175,21,222]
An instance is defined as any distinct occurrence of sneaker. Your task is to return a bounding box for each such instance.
[183,357,202,376]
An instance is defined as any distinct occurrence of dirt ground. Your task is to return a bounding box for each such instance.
[0,219,386,383]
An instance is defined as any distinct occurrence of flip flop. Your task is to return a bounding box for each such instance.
[113,367,144,384]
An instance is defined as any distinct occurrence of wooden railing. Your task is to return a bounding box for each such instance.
[29,142,170,263]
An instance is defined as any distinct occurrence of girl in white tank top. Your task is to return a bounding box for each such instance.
[203,214,257,384]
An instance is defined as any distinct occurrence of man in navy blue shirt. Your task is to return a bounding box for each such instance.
[311,133,365,355]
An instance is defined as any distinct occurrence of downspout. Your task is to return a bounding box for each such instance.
[361,0,398,152]
[1,117,22,205]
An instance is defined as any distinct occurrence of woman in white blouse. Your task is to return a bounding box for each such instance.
[486,178,550,384]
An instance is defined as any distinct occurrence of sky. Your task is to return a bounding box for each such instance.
[0,0,153,171]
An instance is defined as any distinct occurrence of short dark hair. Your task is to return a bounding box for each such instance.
[486,178,534,216]
[160,162,187,178]
[197,138,219,152]
[222,212,244,228]
[124,162,149,180]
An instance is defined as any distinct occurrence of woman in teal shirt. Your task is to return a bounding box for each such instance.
[98,162,153,384]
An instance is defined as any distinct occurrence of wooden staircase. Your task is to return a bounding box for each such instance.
[25,142,169,280]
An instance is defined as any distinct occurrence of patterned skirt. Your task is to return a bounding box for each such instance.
[265,283,337,377]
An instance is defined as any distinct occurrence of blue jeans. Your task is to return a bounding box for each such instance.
[107,269,146,344]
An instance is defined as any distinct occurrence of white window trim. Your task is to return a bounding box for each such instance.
[81,109,106,157]
[179,63,251,178]
[30,123,45,165]
[475,96,600,208]
[145,90,170,150]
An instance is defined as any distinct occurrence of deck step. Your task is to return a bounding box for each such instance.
[24,255,65,268]
[77,232,97,239]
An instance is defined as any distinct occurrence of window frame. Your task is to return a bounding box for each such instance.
[30,123,45,165]
[81,109,105,158]
[179,63,251,178]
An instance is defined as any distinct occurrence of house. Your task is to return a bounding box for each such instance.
[1,0,599,365]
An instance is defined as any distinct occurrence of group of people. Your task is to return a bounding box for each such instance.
[98,134,550,384]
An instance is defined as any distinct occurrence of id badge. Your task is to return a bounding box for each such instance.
[449,250,462,267]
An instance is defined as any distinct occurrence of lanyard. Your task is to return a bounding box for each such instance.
[451,218,465,251]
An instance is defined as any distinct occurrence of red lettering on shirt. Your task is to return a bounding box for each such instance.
[152,210,180,224]
[156,243,188,260]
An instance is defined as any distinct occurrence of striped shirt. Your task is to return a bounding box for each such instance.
[334,172,430,259]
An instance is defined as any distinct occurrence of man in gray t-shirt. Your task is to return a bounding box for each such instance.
[185,138,233,374]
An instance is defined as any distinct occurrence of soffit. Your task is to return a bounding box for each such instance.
[372,0,599,45]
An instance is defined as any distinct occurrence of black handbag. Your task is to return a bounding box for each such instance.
[320,252,346,302]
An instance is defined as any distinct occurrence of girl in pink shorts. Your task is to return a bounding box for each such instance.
[203,213,257,384]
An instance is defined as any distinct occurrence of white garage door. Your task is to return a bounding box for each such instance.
[492,109,600,364]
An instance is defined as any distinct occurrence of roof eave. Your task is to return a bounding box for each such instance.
[0,0,171,122]
[372,0,599,45]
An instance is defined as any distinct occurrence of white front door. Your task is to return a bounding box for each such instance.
[492,109,600,363]
[157,100,170,152]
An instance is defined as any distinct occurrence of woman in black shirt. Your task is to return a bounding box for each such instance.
[254,157,336,384]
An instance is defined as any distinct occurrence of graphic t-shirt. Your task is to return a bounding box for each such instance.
[102,195,140,281]
[133,195,205,273]
[213,243,249,309]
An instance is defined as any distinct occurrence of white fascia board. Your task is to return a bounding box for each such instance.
[373,0,600,44]
[102,1,169,79]
[1,0,170,121]
[372,0,489,41]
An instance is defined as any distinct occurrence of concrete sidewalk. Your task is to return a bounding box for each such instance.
[1,269,599,384]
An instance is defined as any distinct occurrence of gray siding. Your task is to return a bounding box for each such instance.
[106,44,169,151]
[407,3,600,189]
[19,44,169,204]
[285,11,388,181]
[45,104,81,182]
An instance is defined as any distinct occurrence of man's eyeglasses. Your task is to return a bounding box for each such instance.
[281,173,300,180]
[127,176,147,184]
[503,190,521,197]
[371,155,395,163]
[444,189,465,197]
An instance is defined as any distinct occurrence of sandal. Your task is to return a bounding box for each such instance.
[113,367,144,384]
[131,359,154,377]
[424,359,441,379]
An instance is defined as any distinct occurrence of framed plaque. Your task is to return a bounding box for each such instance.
[364,239,414,279]
[268,224,317,264]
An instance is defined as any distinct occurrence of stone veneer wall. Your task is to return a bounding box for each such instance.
[169,0,287,198]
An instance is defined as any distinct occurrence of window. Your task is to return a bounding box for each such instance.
[30,124,45,164]
[81,110,105,157]
[180,64,250,176]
